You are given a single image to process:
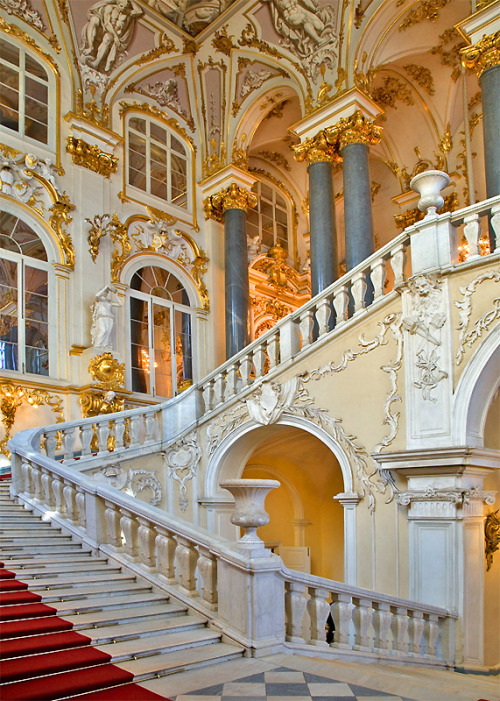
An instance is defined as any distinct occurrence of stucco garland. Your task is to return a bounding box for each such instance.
[455,269,500,365]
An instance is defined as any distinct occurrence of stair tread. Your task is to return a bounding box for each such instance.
[1,555,97,567]
[65,602,185,628]
[97,626,219,660]
[50,592,169,613]
[120,642,244,679]
[19,573,133,588]
[37,581,152,600]
[6,563,116,576]
[84,613,205,643]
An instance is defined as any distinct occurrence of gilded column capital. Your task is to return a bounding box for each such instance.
[203,183,257,222]
[326,110,382,151]
[292,130,340,165]
[460,30,500,78]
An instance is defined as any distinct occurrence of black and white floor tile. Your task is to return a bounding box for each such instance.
[173,666,417,701]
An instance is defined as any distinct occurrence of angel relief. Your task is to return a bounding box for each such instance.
[262,0,336,58]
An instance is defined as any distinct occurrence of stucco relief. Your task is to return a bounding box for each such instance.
[263,0,336,59]
[455,269,500,365]
[92,463,162,506]
[163,431,201,511]
[206,376,392,512]
[0,0,45,31]
[402,274,448,402]
[0,152,62,203]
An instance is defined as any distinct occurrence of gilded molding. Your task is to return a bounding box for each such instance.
[86,212,131,282]
[212,25,235,56]
[0,17,59,75]
[257,151,291,171]
[48,193,76,270]
[0,383,63,457]
[75,87,110,128]
[89,352,125,390]
[119,101,195,152]
[66,137,118,178]
[136,32,176,65]
[399,0,450,32]
[80,390,124,418]
[485,509,500,572]
[204,184,258,222]
[461,31,500,78]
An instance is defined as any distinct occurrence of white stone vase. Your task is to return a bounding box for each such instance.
[410,170,450,217]
[220,478,280,557]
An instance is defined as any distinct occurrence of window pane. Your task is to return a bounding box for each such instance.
[0,258,18,371]
[0,64,19,131]
[150,122,167,143]
[25,77,48,104]
[25,54,47,81]
[170,136,185,155]
[26,120,47,144]
[129,117,146,133]
[0,41,19,67]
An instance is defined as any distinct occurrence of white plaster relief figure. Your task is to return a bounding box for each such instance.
[263,0,336,58]
[91,284,121,348]
[240,69,274,98]
[81,0,143,73]
[138,79,188,119]
[248,234,261,261]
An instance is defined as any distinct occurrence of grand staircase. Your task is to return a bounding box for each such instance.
[0,479,244,700]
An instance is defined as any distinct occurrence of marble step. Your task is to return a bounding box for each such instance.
[78,612,204,645]
[98,626,221,663]
[18,572,135,589]
[121,642,244,681]
[0,535,74,545]
[2,553,96,567]
[43,591,170,615]
[0,523,55,530]
[35,581,152,602]
[4,561,115,575]
[65,602,187,630]
[0,544,91,554]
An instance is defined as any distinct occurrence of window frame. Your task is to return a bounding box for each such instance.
[248,179,292,257]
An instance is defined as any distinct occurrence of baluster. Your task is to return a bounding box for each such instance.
[137,517,156,568]
[31,466,43,502]
[212,372,225,406]
[225,363,240,397]
[129,415,141,448]
[104,502,122,548]
[330,593,353,648]
[21,459,34,497]
[253,343,267,378]
[63,482,77,523]
[81,424,93,456]
[373,601,392,651]
[306,586,330,647]
[197,546,218,608]
[423,613,440,658]
[41,471,55,508]
[97,420,110,453]
[284,581,307,643]
[176,536,199,596]
[52,476,65,515]
[62,428,75,460]
[239,355,253,387]
[315,299,331,337]
[390,243,406,287]
[492,203,500,254]
[333,286,349,326]
[408,610,425,656]
[75,490,86,528]
[279,317,300,362]
[391,606,409,655]
[155,526,177,583]
[114,417,126,449]
[44,430,58,459]
[267,335,280,369]
[370,258,387,300]
[463,213,481,259]
[351,272,367,315]
[202,380,214,413]
[120,508,139,559]
[145,411,156,443]
[352,597,373,651]
[299,310,314,348]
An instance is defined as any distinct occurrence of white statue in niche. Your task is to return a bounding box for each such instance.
[90,284,121,348]
[81,0,143,73]
[248,234,261,261]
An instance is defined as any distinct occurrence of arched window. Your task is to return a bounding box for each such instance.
[247,181,289,252]
[0,37,51,146]
[128,265,193,397]
[0,213,50,376]
[127,116,188,208]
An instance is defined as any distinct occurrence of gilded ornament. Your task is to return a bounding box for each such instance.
[136,33,176,65]
[75,86,110,128]
[204,184,257,223]
[485,510,500,571]
[86,212,131,281]
[49,193,76,270]
[0,143,21,159]
[399,0,450,32]
[80,390,124,418]
[232,133,248,169]
[371,75,414,109]
[431,28,465,82]
[0,17,59,75]
[403,64,435,95]
[119,101,195,152]
[66,137,118,178]
[327,110,382,151]
[0,383,63,457]
[292,130,340,165]
[257,151,291,171]
[212,25,235,55]
[461,31,500,79]
[394,192,458,230]
[89,352,125,390]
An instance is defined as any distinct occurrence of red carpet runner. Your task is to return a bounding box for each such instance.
[0,559,172,700]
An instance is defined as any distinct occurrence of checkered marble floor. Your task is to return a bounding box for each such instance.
[173,666,416,701]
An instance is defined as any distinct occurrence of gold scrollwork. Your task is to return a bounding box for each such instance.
[292,130,340,165]
[66,136,118,178]
[136,32,176,65]
[461,31,500,79]
[485,509,500,571]
[86,212,131,282]
[327,110,382,151]
[80,390,124,419]
[203,184,258,222]
[0,16,59,76]
[89,352,125,390]
[0,383,64,457]
[49,193,76,270]
[75,86,110,128]
[399,0,450,32]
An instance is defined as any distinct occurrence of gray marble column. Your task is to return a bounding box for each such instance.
[342,142,375,271]
[224,207,249,358]
[480,64,500,249]
[308,160,338,297]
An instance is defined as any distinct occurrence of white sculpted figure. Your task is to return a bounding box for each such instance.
[91,284,121,347]
[81,0,143,73]
[263,0,335,57]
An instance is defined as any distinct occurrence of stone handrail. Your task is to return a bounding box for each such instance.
[9,448,455,663]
